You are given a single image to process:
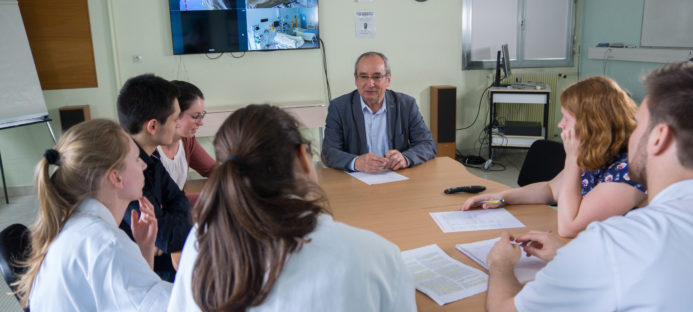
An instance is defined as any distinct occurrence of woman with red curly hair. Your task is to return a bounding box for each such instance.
[462,76,646,238]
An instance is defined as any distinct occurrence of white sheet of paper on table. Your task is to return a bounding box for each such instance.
[346,170,408,185]
[401,244,488,306]
[429,209,525,233]
[455,237,547,284]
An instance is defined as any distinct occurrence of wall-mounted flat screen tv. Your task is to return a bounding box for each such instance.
[169,0,319,55]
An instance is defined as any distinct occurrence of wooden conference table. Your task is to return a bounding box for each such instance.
[317,157,557,311]
[186,157,557,311]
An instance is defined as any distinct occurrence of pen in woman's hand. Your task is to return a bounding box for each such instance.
[513,240,543,249]
[477,199,504,205]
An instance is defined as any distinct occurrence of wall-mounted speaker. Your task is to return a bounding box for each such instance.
[58,105,90,131]
[430,86,456,159]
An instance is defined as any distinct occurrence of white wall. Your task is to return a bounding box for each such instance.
[0,0,578,188]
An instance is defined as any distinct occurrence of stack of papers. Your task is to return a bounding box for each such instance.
[401,244,487,306]
[347,170,408,185]
[429,209,525,233]
[455,238,547,284]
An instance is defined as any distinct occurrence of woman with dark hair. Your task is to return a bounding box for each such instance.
[157,80,215,191]
[462,76,646,238]
[168,104,415,312]
[15,119,171,310]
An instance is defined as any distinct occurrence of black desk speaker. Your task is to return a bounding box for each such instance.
[59,105,90,131]
[430,86,456,159]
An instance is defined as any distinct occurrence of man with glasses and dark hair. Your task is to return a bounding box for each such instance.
[322,51,436,172]
[117,73,192,282]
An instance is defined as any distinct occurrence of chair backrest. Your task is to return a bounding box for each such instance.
[0,223,30,295]
[517,140,566,186]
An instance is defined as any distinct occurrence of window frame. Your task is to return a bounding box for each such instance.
[461,0,577,70]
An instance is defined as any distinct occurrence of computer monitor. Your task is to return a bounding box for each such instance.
[502,43,512,77]
[493,43,512,87]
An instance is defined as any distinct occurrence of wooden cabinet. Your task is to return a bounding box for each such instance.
[18,0,97,90]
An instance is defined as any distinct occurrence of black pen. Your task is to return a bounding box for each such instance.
[513,240,541,249]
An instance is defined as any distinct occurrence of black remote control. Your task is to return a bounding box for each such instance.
[443,185,486,194]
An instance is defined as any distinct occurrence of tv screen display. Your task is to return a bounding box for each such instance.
[169,0,319,55]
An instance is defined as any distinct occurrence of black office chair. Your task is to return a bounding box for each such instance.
[517,140,566,186]
[0,223,30,303]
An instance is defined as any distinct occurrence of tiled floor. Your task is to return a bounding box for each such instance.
[0,195,37,231]
[463,149,526,188]
[0,151,528,311]
[0,277,22,312]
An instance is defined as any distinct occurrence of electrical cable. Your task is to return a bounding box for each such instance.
[205,51,224,60]
[318,38,332,101]
[230,52,246,59]
[577,46,581,81]
[176,56,189,80]
[462,161,506,171]
[456,84,492,130]
[477,124,489,158]
[602,48,611,75]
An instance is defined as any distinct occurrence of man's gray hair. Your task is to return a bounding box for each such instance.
[354,51,391,75]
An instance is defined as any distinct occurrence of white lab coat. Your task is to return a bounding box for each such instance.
[168,214,416,312]
[30,198,171,311]
[515,180,693,311]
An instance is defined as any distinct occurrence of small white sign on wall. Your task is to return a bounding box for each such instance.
[355,10,375,38]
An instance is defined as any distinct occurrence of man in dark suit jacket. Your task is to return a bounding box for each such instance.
[322,52,436,172]
[117,74,192,282]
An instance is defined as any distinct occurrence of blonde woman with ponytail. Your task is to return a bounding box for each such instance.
[168,105,415,312]
[15,119,171,311]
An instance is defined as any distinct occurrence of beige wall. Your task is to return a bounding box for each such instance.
[0,0,579,188]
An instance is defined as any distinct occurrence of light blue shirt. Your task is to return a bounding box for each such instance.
[349,96,389,171]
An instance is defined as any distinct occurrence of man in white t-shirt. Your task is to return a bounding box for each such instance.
[485,62,693,312]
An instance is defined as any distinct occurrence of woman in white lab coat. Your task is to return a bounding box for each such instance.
[15,119,171,311]
[168,104,416,312]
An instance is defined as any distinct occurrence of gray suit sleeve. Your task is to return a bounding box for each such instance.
[322,101,358,170]
[400,98,437,166]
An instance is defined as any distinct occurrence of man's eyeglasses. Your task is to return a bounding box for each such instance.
[357,73,388,82]
[187,111,207,122]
